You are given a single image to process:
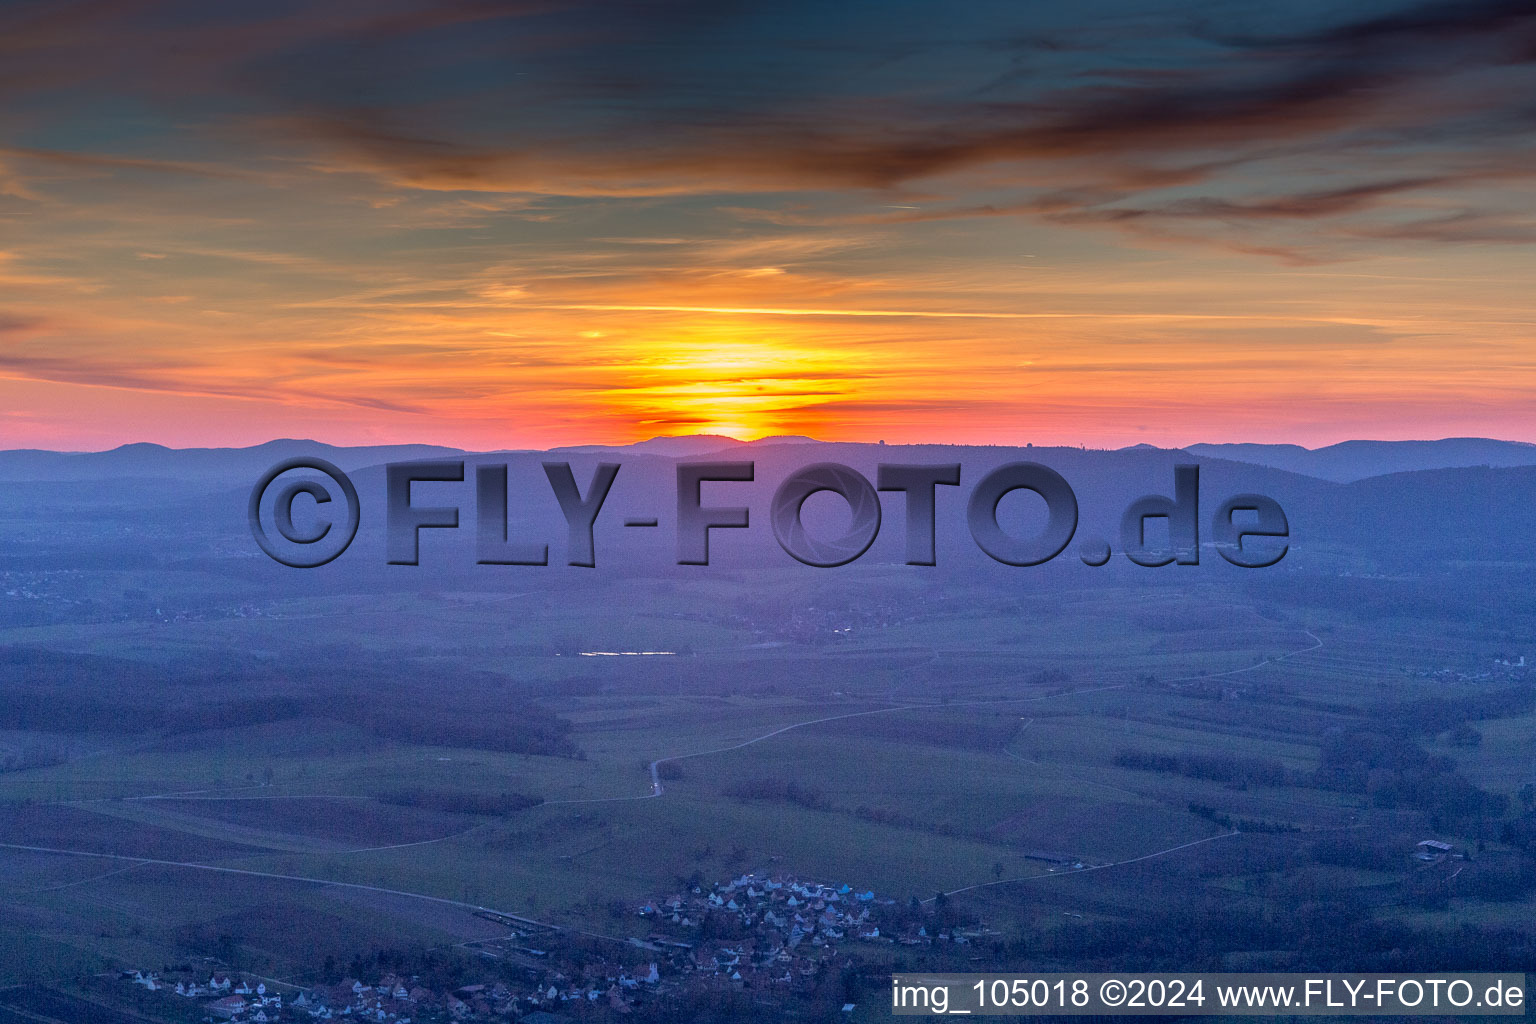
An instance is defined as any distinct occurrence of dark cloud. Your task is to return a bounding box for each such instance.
[3,0,1536,257]
[1357,213,1536,245]
[1227,0,1536,52]
[1145,179,1456,220]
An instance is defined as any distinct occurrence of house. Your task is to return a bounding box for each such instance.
[1417,839,1454,862]
[209,995,248,1019]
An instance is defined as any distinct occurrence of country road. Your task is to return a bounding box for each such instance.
[550,626,1321,806]
[924,830,1243,902]
[1,629,1324,943]
[0,840,625,947]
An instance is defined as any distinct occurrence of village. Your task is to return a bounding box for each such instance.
[113,872,993,1023]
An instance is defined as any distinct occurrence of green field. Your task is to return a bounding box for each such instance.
[2,568,1532,999]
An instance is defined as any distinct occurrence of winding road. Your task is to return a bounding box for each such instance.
[2,628,1325,939]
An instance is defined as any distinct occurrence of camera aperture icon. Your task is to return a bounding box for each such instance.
[770,462,883,568]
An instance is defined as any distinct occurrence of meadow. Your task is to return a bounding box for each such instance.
[2,566,1532,1000]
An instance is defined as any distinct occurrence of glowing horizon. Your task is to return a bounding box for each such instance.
[2,1,1535,452]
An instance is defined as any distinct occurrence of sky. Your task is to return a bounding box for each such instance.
[1,0,1535,451]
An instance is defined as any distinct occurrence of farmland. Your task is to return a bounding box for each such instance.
[2,572,1533,1002]
[2,443,1535,1019]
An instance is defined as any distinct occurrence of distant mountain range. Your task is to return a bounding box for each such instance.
[0,439,471,484]
[0,434,1530,484]
[1182,437,1536,483]
[3,434,1536,575]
